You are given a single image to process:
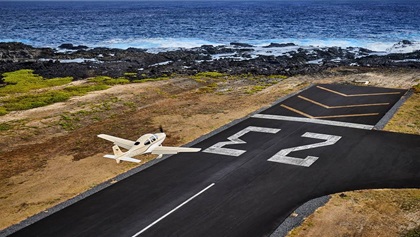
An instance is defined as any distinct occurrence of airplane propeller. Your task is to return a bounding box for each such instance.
[159,125,164,133]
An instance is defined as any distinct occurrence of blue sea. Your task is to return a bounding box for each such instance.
[1,0,420,52]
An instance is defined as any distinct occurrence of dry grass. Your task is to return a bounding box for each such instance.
[384,93,420,135]
[0,68,419,234]
[288,190,420,237]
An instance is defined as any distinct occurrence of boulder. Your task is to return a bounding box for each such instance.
[263,43,296,48]
[58,43,89,50]
[230,42,254,48]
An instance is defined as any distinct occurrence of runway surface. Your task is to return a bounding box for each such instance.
[7,84,420,237]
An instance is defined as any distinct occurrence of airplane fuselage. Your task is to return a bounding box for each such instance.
[125,133,166,158]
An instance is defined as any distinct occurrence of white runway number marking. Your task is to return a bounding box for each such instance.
[203,127,341,167]
[268,132,341,167]
[203,126,280,156]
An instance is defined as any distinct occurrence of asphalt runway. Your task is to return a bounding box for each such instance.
[7,84,420,237]
[262,84,406,125]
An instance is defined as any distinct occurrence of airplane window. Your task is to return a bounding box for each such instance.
[134,141,140,146]
[150,135,157,142]
[144,140,151,145]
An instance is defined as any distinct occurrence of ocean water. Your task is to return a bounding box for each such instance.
[1,0,420,52]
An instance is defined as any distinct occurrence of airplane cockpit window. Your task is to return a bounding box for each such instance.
[134,141,140,146]
[145,135,158,145]
[151,135,158,142]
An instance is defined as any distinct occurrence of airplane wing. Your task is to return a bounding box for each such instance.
[97,134,135,150]
[103,155,141,163]
[151,146,201,155]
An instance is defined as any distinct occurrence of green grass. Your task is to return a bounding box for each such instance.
[132,76,170,83]
[194,72,226,78]
[413,83,420,93]
[198,82,218,93]
[246,85,267,94]
[1,91,71,111]
[0,69,72,96]
[403,225,420,237]
[88,76,130,85]
[1,85,110,112]
[0,107,7,116]
[124,72,137,77]
[0,71,114,115]
[267,74,288,79]
[0,123,12,131]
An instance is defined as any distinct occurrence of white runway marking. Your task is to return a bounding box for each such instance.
[252,114,374,130]
[203,126,280,156]
[132,183,215,237]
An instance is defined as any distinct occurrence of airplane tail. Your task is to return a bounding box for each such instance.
[103,145,141,163]
[112,145,124,157]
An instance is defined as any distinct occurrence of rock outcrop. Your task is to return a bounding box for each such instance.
[0,42,419,80]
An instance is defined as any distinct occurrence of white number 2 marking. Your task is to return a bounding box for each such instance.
[268,132,341,167]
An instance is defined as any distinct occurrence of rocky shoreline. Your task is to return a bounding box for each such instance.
[1,41,419,80]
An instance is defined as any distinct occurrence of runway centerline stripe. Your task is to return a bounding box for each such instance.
[132,183,215,237]
[252,114,374,130]
[280,104,379,119]
[317,86,402,97]
[298,95,390,108]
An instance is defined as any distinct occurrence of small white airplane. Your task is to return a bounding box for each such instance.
[98,127,201,163]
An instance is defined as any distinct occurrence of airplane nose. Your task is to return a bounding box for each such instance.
[159,133,166,139]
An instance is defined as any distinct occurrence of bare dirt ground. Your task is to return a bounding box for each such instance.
[0,67,419,235]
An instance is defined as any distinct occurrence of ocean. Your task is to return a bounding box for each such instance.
[1,0,420,52]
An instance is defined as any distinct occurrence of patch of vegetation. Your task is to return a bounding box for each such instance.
[0,107,7,116]
[412,83,420,93]
[88,76,129,85]
[267,74,288,79]
[0,70,115,115]
[63,84,109,94]
[0,69,72,96]
[123,72,137,80]
[57,97,124,131]
[245,85,267,94]
[402,225,420,237]
[245,80,279,94]
[123,101,136,110]
[194,71,226,78]
[385,93,420,135]
[2,91,71,111]
[58,113,78,131]
[0,123,12,131]
[198,82,218,93]
[1,85,109,112]
[133,76,171,83]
